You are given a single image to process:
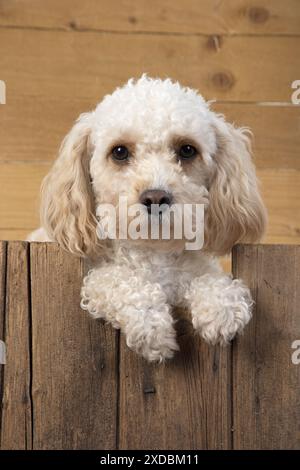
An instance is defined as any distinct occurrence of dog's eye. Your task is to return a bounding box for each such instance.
[112,145,129,162]
[178,144,197,161]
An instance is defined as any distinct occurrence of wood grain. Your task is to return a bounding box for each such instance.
[1,242,300,448]
[0,241,7,436]
[0,241,6,341]
[119,311,231,450]
[30,242,117,449]
[0,162,50,230]
[0,29,299,104]
[232,244,300,449]
[0,242,32,449]
[213,104,300,171]
[260,170,300,244]
[0,0,299,35]
[0,96,86,163]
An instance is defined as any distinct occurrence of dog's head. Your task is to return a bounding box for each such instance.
[41,75,267,256]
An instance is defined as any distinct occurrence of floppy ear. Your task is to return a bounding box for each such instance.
[205,116,267,255]
[41,112,100,257]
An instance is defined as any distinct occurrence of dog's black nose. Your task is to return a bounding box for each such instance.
[140,189,172,214]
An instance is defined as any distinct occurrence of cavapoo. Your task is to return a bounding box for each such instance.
[29,75,267,362]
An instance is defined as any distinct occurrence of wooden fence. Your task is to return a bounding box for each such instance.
[1,1,300,247]
[0,241,299,450]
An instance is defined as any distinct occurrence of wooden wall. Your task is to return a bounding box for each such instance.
[0,1,299,245]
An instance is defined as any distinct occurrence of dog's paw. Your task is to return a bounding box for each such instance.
[189,276,253,345]
[126,325,179,363]
[193,302,251,345]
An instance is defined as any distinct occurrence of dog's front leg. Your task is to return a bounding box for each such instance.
[184,273,253,344]
[81,265,179,362]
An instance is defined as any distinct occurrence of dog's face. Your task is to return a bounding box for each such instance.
[41,76,267,256]
[90,79,215,250]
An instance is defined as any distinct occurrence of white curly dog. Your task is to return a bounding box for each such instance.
[29,75,267,362]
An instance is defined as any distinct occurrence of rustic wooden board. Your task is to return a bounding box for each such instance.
[0,0,299,34]
[0,242,32,449]
[1,166,299,247]
[1,103,299,170]
[232,244,300,449]
[29,242,117,449]
[119,312,231,450]
[0,30,299,104]
[0,242,300,449]
[0,241,7,432]
[0,241,6,342]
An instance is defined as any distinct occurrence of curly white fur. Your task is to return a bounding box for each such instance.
[29,75,267,362]
[185,274,253,345]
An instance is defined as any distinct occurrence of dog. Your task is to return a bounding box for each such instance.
[28,75,267,362]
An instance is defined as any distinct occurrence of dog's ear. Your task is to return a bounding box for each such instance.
[41,112,100,257]
[204,115,267,255]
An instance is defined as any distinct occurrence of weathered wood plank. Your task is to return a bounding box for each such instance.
[0,0,299,35]
[0,241,299,449]
[0,30,298,105]
[0,242,32,449]
[232,244,300,449]
[1,102,299,170]
[119,311,231,450]
[0,241,6,343]
[0,241,7,443]
[30,242,117,449]
[1,165,299,246]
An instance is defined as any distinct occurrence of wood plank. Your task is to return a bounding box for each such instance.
[30,242,117,449]
[0,30,299,105]
[232,244,300,449]
[0,96,86,163]
[0,242,32,449]
[260,170,300,244]
[119,311,231,449]
[1,102,299,171]
[0,241,6,342]
[0,241,7,442]
[1,164,299,245]
[0,0,299,35]
[0,33,94,164]
[213,104,300,171]
[0,162,50,230]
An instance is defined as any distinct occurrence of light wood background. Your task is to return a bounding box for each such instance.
[0,1,299,249]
